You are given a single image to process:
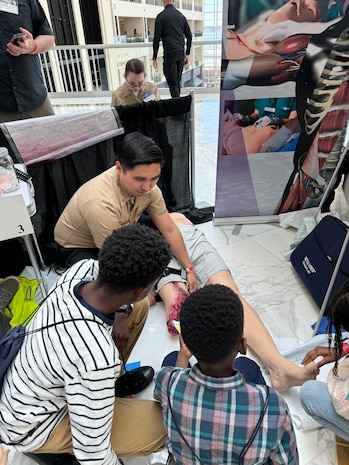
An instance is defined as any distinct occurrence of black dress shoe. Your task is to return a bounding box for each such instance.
[115,366,154,397]
[24,452,79,465]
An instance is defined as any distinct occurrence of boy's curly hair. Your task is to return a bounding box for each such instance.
[98,224,171,293]
[327,279,349,376]
[181,284,244,364]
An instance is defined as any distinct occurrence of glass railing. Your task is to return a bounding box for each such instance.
[145,0,163,5]
[40,39,221,97]
[125,36,144,43]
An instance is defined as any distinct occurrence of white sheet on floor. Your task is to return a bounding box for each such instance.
[277,336,336,431]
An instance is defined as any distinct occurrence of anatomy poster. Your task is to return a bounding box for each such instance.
[215,0,349,222]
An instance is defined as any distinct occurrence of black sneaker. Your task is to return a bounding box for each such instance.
[0,276,19,315]
[24,452,79,465]
[115,366,154,397]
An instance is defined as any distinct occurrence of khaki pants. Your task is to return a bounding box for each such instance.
[34,399,166,458]
[0,96,54,122]
[34,297,166,458]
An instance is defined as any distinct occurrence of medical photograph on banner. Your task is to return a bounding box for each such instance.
[222,96,298,155]
[215,0,349,222]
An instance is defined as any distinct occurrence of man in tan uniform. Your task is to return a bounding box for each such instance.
[54,131,197,293]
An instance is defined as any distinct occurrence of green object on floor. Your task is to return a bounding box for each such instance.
[4,276,39,327]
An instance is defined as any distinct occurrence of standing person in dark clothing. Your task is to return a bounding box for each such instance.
[152,0,192,98]
[0,0,55,123]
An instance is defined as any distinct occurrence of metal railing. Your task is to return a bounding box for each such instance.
[40,39,221,98]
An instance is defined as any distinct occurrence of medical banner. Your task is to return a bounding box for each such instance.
[215,0,349,223]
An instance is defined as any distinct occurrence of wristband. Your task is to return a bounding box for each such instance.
[30,40,39,55]
[342,340,349,355]
[185,265,194,273]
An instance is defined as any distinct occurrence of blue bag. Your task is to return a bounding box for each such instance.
[291,215,349,311]
[0,284,60,394]
[0,317,105,394]
[0,324,26,393]
[0,277,105,394]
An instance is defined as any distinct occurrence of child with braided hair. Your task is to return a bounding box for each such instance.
[300,280,349,441]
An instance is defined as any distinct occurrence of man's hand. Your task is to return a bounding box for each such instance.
[151,211,197,291]
[186,270,198,293]
[152,59,158,69]
[184,55,189,66]
[301,346,340,369]
[112,313,130,350]
[7,27,35,56]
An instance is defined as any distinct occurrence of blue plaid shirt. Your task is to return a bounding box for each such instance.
[154,365,298,465]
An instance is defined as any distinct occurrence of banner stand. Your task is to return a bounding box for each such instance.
[215,0,349,226]
[214,214,279,226]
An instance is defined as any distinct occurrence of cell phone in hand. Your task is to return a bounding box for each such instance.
[10,32,26,46]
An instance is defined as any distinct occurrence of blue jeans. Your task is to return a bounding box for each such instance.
[162,352,266,385]
[300,380,349,441]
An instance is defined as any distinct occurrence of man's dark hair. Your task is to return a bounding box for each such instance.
[98,224,171,293]
[125,58,145,75]
[181,284,244,364]
[117,132,164,170]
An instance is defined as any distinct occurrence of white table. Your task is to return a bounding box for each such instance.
[0,165,47,297]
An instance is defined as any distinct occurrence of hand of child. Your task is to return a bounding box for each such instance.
[112,313,130,351]
[301,346,337,369]
[179,335,192,358]
[175,336,192,368]
[0,445,9,465]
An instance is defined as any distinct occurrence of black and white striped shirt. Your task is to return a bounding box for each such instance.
[0,260,122,465]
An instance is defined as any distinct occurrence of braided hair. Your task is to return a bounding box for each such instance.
[327,280,349,376]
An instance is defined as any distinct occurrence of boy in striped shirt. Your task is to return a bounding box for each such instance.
[0,224,171,465]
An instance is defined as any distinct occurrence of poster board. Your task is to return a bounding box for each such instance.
[0,194,33,241]
[215,0,349,224]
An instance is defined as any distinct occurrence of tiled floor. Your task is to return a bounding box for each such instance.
[7,91,344,465]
